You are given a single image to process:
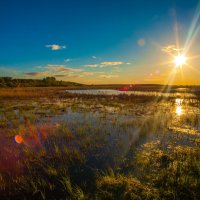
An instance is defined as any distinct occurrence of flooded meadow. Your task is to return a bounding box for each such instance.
[0,89,200,199]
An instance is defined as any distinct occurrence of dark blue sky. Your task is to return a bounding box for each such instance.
[0,0,199,84]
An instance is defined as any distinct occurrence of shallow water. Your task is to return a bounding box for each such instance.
[0,96,200,171]
[65,89,196,98]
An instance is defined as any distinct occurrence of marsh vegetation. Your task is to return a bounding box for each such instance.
[0,87,200,199]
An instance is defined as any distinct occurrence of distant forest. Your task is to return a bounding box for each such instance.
[0,77,82,87]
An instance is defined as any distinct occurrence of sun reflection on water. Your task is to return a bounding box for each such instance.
[175,98,183,116]
[176,106,183,116]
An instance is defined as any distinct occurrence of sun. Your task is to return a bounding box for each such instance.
[174,55,186,68]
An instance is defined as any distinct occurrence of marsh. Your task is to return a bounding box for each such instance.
[0,87,199,199]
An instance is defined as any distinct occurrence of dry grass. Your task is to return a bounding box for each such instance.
[0,87,67,98]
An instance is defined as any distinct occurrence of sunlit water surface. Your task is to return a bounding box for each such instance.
[0,92,199,175]
[65,89,196,98]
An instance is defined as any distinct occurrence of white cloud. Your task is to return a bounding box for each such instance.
[92,56,97,59]
[46,65,83,72]
[85,64,99,68]
[162,45,183,53]
[64,59,71,62]
[85,61,125,68]
[27,64,96,79]
[66,72,94,78]
[100,61,124,67]
[45,44,66,50]
[26,64,84,78]
[35,66,43,69]
[99,74,119,78]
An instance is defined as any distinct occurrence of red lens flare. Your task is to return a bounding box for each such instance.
[14,135,23,144]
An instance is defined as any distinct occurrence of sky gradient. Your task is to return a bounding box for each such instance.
[0,0,200,84]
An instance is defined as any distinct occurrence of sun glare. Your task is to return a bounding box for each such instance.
[176,106,183,116]
[175,55,186,68]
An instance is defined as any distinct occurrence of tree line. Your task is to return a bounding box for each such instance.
[0,77,82,87]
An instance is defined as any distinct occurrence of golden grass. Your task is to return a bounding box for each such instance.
[0,87,67,98]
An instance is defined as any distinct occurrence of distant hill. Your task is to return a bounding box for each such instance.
[0,77,83,87]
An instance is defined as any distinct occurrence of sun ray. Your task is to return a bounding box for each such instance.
[184,1,200,54]
[185,63,200,74]
[184,25,200,54]
[172,9,181,51]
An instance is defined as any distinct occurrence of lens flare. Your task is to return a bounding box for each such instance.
[15,135,23,144]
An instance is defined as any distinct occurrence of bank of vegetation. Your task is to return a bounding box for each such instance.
[0,77,82,87]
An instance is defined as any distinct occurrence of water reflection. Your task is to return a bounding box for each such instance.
[176,106,183,116]
[175,98,183,116]
[65,89,195,98]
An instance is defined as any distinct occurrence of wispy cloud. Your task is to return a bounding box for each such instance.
[45,44,66,50]
[64,58,71,62]
[162,44,183,53]
[68,72,94,78]
[25,72,49,77]
[85,61,129,68]
[35,66,43,69]
[66,72,94,78]
[25,64,94,79]
[99,74,119,78]
[46,65,83,72]
[92,56,97,59]
[100,61,124,67]
[84,64,99,68]
[64,72,94,78]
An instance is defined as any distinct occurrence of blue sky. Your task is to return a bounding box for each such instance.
[0,0,200,84]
